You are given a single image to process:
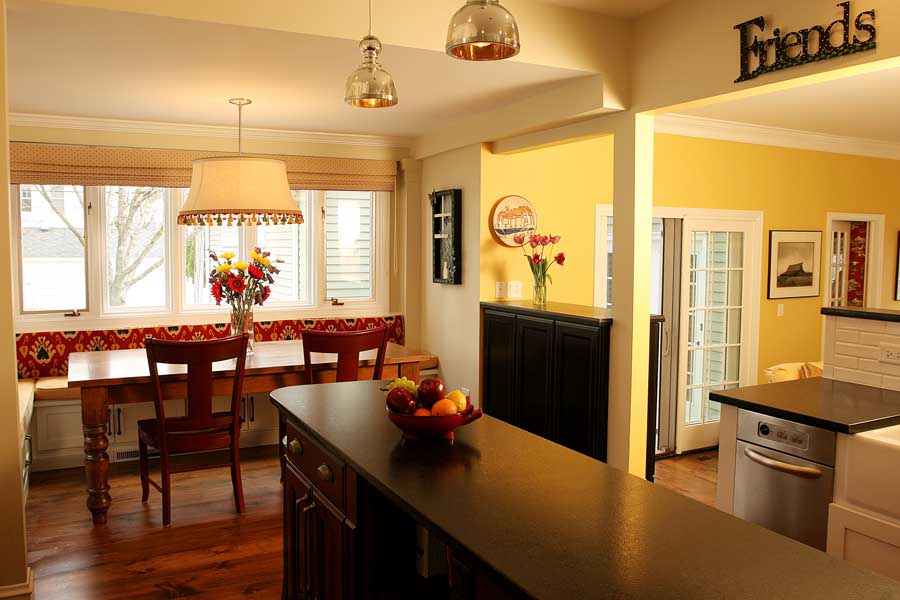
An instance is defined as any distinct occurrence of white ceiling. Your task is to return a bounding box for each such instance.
[673,67,900,144]
[7,1,589,138]
[538,0,673,17]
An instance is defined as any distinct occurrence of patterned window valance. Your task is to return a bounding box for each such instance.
[9,143,396,191]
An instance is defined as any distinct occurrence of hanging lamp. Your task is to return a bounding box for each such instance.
[446,0,520,61]
[345,0,398,108]
[177,98,304,226]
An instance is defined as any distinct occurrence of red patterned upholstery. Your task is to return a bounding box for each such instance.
[15,315,404,379]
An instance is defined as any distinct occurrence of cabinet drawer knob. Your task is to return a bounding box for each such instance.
[288,438,304,456]
[316,463,333,482]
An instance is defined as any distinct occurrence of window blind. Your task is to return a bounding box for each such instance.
[9,143,396,191]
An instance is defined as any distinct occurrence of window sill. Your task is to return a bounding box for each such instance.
[14,302,394,333]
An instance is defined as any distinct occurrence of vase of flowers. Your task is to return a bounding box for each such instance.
[513,233,565,307]
[209,248,279,354]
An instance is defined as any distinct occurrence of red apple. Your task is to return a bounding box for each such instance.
[386,387,416,415]
[417,378,446,409]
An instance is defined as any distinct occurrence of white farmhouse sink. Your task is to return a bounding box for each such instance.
[840,425,900,522]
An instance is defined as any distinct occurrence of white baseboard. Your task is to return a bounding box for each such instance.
[0,567,33,600]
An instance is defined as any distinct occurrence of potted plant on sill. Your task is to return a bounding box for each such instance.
[209,248,279,354]
[513,233,565,307]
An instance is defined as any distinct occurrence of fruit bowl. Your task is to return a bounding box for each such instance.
[386,396,483,441]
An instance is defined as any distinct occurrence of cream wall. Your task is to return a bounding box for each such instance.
[0,0,31,596]
[419,144,483,400]
[480,136,614,306]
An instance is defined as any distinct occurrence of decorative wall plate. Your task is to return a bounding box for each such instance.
[490,195,537,247]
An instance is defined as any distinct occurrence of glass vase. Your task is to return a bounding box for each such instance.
[532,280,547,307]
[230,307,254,355]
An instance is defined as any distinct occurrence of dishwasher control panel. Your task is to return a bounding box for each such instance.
[757,421,809,451]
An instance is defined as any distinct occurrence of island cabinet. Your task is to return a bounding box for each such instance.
[481,301,663,466]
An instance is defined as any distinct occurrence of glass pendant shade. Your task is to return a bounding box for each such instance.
[178,157,304,226]
[345,36,398,108]
[446,0,520,61]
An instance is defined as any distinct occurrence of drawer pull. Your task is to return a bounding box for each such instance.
[302,500,317,513]
[288,438,304,456]
[316,463,333,483]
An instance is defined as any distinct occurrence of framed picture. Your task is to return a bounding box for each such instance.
[895,232,900,301]
[490,195,537,246]
[768,230,822,299]
[430,189,462,285]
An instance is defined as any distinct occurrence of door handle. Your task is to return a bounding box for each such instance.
[250,397,255,423]
[116,408,123,436]
[743,447,823,479]
[240,398,246,424]
[107,409,112,435]
[662,324,671,357]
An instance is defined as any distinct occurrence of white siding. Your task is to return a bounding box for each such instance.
[325,191,373,299]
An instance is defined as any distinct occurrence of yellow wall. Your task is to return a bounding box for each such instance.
[479,133,900,385]
[480,136,614,306]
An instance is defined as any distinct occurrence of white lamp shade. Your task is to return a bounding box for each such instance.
[177,156,304,226]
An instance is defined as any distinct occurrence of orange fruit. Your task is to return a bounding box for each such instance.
[413,407,432,417]
[430,399,458,416]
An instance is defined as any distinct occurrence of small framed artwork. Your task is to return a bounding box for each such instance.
[490,195,537,246]
[895,232,900,301]
[768,230,822,299]
[430,188,462,285]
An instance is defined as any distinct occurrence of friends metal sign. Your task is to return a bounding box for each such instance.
[735,2,876,83]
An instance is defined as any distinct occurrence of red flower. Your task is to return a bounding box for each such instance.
[550,235,561,244]
[227,276,246,293]
[512,233,526,245]
[211,281,223,304]
[261,286,271,302]
[529,235,539,248]
[248,264,264,279]
[540,235,550,246]
[555,252,566,266]
[531,253,542,265]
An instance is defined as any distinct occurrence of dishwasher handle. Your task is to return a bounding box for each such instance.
[743,446,823,479]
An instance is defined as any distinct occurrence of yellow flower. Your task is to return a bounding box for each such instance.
[221,252,235,260]
[250,251,262,262]
[234,261,248,271]
[216,264,232,273]
[259,256,271,266]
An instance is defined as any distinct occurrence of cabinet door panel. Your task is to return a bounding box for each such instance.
[309,491,354,600]
[283,464,312,600]
[114,399,184,445]
[514,315,555,439]
[481,310,517,424]
[247,394,279,432]
[554,322,608,461]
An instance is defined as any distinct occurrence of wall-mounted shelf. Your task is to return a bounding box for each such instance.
[430,189,462,285]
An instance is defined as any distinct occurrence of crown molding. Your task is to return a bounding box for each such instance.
[9,112,411,149]
[655,113,900,161]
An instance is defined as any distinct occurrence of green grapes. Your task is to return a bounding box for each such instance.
[386,376,418,398]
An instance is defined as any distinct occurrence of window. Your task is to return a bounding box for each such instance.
[599,215,664,310]
[102,186,169,310]
[17,184,87,312]
[14,184,387,322]
[325,190,374,300]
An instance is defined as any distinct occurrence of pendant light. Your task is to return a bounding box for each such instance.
[178,98,304,226]
[446,0,520,61]
[345,0,398,108]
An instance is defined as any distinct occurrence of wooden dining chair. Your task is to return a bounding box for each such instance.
[301,326,389,383]
[141,334,249,527]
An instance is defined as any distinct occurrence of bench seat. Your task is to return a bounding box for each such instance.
[34,376,79,402]
[18,379,35,447]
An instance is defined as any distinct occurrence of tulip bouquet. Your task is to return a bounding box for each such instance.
[512,233,565,306]
[209,248,279,354]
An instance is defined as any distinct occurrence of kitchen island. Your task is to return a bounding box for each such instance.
[270,380,900,599]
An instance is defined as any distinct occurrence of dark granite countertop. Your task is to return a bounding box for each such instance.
[481,300,664,325]
[710,377,900,433]
[270,380,900,600]
[822,306,900,323]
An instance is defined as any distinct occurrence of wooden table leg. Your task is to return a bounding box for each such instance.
[82,386,111,524]
[398,361,421,383]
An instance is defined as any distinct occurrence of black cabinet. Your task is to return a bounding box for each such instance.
[480,302,612,462]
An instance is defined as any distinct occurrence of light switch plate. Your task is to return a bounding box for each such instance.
[495,281,506,299]
[508,281,523,299]
[881,343,900,365]
[777,304,784,317]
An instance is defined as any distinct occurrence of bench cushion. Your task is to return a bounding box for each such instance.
[35,376,79,401]
[18,379,35,447]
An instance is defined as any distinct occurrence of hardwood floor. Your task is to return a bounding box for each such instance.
[26,446,283,600]
[653,450,719,507]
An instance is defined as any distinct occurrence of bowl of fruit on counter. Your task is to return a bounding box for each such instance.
[384,377,483,441]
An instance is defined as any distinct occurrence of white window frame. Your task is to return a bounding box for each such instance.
[12,185,392,332]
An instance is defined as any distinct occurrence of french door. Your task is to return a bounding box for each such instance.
[676,220,755,453]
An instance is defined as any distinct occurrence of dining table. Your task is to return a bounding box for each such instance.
[67,339,434,524]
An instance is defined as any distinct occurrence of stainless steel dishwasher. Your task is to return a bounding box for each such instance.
[733,409,836,550]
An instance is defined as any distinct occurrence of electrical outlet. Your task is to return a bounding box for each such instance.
[881,343,900,365]
[508,281,522,299]
[495,281,507,299]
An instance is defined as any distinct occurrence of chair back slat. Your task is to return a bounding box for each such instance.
[144,335,249,446]
[302,326,389,383]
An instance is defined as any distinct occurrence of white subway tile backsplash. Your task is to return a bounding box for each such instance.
[834,342,880,360]
[835,328,860,344]
[859,358,900,377]
[833,367,882,387]
[837,317,885,333]
[884,376,900,392]
[885,322,900,336]
[830,354,860,370]
[823,365,835,379]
